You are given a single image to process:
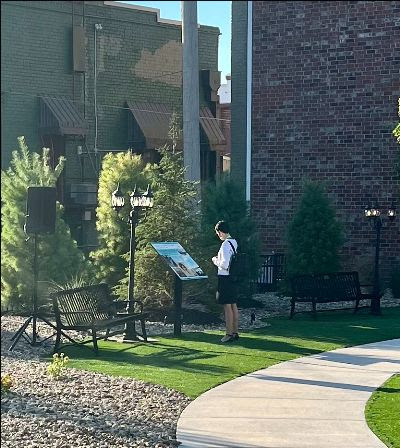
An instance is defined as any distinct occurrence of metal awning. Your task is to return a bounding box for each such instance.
[39,97,88,135]
[127,101,225,151]
[199,106,226,151]
[127,101,174,149]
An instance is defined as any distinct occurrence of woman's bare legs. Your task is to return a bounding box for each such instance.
[223,304,234,335]
[231,303,239,334]
[223,303,239,336]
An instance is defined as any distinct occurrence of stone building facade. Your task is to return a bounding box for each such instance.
[232,1,399,283]
[1,1,224,251]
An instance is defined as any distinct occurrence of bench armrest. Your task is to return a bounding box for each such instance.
[360,284,375,291]
[360,285,384,296]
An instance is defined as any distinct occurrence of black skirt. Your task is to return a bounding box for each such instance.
[216,275,237,304]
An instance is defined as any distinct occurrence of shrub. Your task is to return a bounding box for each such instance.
[1,374,14,393]
[390,264,400,298]
[49,274,96,292]
[47,353,69,379]
[1,137,91,311]
[285,180,344,278]
[393,98,400,200]
[127,143,202,308]
[90,151,149,289]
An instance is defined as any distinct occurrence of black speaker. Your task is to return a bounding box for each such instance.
[25,187,56,234]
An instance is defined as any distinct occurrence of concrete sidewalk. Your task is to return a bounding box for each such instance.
[177,339,400,448]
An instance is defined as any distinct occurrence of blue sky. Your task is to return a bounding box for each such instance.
[119,1,231,81]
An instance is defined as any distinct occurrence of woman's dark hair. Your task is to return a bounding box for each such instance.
[215,220,230,233]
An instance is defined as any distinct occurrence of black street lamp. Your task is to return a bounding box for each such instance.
[364,199,396,315]
[112,183,154,340]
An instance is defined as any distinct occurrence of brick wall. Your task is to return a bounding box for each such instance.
[1,1,74,167]
[1,0,219,249]
[247,1,399,283]
[2,1,219,166]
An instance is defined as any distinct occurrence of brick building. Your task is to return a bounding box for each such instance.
[232,1,399,283]
[1,1,225,251]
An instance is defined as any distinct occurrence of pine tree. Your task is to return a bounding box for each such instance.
[286,180,344,277]
[1,137,90,310]
[390,98,400,297]
[393,98,400,186]
[393,98,400,146]
[122,136,202,308]
[90,151,149,287]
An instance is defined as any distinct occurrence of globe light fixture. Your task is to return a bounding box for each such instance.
[111,183,125,212]
[388,202,396,221]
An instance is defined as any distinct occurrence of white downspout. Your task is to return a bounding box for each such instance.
[246,1,253,202]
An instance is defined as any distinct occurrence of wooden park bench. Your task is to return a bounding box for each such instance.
[290,271,376,319]
[50,283,148,354]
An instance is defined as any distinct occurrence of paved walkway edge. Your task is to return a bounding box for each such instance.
[177,339,400,448]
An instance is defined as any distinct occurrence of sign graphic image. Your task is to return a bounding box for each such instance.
[151,242,208,281]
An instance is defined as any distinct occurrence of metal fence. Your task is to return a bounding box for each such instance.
[256,253,286,292]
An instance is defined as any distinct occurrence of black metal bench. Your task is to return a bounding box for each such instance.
[290,271,375,318]
[50,283,148,354]
[256,253,286,292]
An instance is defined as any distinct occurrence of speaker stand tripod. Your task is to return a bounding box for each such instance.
[8,233,59,351]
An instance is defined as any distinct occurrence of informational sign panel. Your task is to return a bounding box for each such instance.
[151,242,208,281]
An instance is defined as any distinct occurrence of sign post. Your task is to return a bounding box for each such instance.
[151,242,208,336]
[174,275,183,336]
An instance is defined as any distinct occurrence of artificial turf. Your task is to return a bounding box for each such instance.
[366,374,400,448]
[49,307,400,399]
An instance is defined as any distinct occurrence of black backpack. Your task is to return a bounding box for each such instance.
[227,240,247,282]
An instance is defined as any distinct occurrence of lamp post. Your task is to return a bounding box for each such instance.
[112,183,154,340]
[364,200,396,315]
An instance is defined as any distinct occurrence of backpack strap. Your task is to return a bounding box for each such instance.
[227,240,237,275]
[227,240,237,255]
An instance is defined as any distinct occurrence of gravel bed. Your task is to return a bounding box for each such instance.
[1,319,191,448]
[2,290,398,447]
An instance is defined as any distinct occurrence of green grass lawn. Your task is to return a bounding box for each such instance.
[366,374,400,448]
[49,307,400,398]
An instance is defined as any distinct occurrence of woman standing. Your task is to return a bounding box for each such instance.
[212,220,239,343]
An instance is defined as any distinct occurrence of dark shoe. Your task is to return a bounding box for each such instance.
[232,332,239,340]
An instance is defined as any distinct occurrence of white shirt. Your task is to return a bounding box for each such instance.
[212,238,238,276]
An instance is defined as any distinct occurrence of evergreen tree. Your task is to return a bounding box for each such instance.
[1,137,90,310]
[390,98,400,297]
[122,133,202,308]
[285,180,344,277]
[90,151,149,287]
[393,98,400,186]
[393,98,400,146]
[201,176,261,298]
